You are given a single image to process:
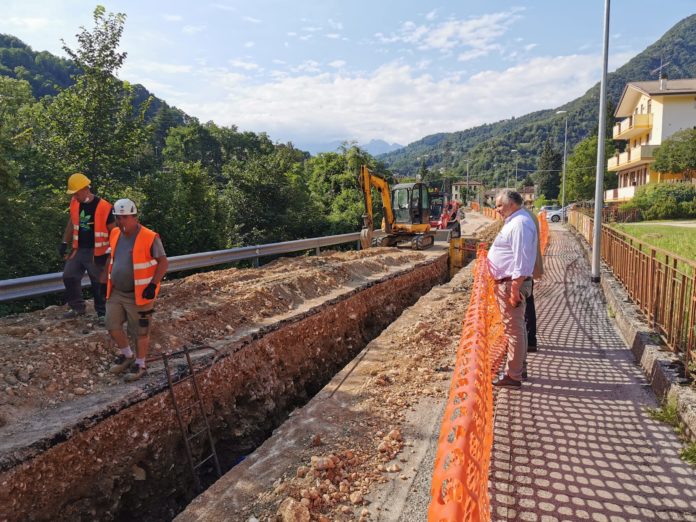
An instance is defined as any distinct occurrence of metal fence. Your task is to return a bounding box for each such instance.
[0,232,361,302]
[568,210,695,371]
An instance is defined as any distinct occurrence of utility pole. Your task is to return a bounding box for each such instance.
[556,110,569,220]
[591,0,610,283]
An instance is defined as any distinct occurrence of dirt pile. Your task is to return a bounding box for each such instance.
[0,249,425,425]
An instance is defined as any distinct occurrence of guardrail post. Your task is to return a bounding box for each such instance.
[252,257,259,268]
[315,246,321,256]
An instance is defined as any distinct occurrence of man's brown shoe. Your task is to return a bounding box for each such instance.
[109,355,135,375]
[493,375,522,387]
[124,364,148,382]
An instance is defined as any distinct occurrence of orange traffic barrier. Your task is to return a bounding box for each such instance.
[428,245,506,521]
[538,211,549,254]
[470,201,480,212]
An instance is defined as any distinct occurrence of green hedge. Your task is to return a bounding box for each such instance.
[620,183,696,220]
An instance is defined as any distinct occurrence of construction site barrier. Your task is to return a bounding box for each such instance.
[428,245,507,521]
[538,211,549,253]
[470,202,480,212]
[482,207,500,220]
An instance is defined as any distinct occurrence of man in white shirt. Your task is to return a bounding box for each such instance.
[487,190,538,387]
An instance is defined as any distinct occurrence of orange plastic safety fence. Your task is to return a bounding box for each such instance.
[538,211,549,254]
[482,207,501,221]
[428,245,506,522]
[470,201,480,212]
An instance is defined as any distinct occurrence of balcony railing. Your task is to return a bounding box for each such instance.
[607,144,656,171]
[612,113,653,139]
[604,185,636,202]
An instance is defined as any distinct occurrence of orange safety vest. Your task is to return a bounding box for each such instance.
[70,197,112,256]
[106,226,161,306]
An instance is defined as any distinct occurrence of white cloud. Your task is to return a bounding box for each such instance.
[287,32,297,37]
[325,33,340,39]
[290,60,321,73]
[425,9,438,21]
[302,26,323,32]
[244,41,255,48]
[243,16,262,24]
[210,3,236,12]
[375,9,523,61]
[183,25,206,35]
[229,59,260,70]
[6,16,51,31]
[328,60,346,68]
[524,43,538,52]
[177,52,607,146]
[163,14,183,22]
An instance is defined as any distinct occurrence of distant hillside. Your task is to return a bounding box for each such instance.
[297,138,403,156]
[379,14,696,182]
[0,33,185,125]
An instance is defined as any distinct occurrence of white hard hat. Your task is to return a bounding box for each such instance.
[113,198,138,215]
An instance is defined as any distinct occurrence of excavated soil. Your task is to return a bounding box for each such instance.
[176,260,479,522]
[0,249,426,427]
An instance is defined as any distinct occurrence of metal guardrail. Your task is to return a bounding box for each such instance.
[0,232,361,302]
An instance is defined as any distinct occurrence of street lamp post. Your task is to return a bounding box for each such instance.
[591,0,611,283]
[556,110,569,220]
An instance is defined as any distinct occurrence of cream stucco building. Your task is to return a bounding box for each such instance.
[606,78,696,203]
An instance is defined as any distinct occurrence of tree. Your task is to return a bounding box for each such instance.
[139,162,229,255]
[534,140,562,199]
[33,6,150,187]
[653,128,696,179]
[564,135,617,202]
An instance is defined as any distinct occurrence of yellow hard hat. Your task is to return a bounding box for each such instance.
[66,173,91,194]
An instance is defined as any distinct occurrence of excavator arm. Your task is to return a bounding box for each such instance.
[359,165,394,248]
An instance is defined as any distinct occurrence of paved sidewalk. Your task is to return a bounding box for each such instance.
[490,224,696,521]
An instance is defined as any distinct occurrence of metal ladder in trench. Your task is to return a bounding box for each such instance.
[160,345,222,491]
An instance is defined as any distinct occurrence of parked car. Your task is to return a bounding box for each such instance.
[546,205,572,222]
[539,205,561,213]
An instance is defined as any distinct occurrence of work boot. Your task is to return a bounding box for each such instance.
[96,314,106,327]
[124,364,148,382]
[63,308,86,319]
[110,355,135,375]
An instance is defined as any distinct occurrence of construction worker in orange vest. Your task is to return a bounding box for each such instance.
[60,173,115,322]
[106,198,168,382]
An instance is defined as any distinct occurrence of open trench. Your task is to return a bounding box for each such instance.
[0,251,450,522]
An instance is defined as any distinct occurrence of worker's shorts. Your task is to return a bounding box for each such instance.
[105,288,154,337]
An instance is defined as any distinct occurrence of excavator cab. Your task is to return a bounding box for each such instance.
[359,165,434,250]
[392,183,431,225]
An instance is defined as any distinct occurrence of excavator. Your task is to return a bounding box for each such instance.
[358,165,435,250]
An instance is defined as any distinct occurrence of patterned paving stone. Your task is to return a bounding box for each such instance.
[490,225,696,522]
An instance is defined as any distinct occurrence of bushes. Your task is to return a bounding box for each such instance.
[620,183,696,220]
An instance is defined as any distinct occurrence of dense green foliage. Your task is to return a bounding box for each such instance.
[564,135,617,202]
[620,183,696,220]
[379,14,696,188]
[0,6,386,308]
[535,140,562,200]
[653,128,696,177]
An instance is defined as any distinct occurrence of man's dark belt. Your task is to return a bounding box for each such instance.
[494,276,532,284]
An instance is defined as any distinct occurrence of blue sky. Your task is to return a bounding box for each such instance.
[2,1,694,149]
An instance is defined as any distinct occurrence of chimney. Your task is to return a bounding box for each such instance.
[659,71,668,91]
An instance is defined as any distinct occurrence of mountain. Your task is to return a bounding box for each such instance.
[0,33,186,125]
[378,14,696,182]
[296,138,403,156]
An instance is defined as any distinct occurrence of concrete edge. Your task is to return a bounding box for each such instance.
[567,225,696,443]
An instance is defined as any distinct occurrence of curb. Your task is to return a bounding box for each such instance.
[568,226,696,443]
